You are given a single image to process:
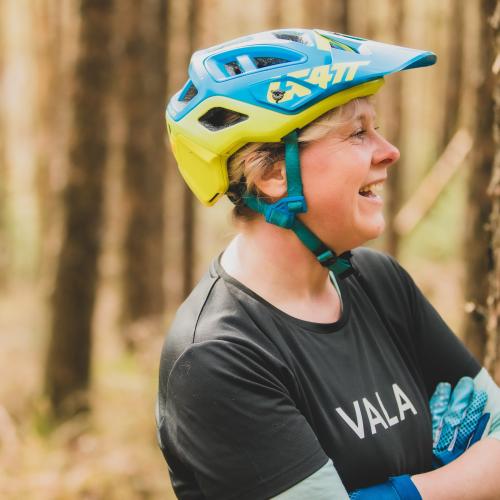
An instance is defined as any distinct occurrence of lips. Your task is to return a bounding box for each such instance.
[358,180,385,199]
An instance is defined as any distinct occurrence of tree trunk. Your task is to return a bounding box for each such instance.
[346,0,374,39]
[119,0,167,349]
[181,161,196,300]
[44,0,114,419]
[381,0,404,257]
[34,0,56,293]
[267,0,283,28]
[463,0,496,363]
[485,0,500,382]
[0,4,7,290]
[440,0,465,152]
[164,0,198,310]
[302,0,348,31]
[34,0,77,303]
[181,0,198,300]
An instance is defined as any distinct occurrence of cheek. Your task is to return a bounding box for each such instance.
[299,145,370,215]
[301,177,358,233]
[302,165,361,210]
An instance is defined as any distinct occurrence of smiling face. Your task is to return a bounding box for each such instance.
[297,99,400,253]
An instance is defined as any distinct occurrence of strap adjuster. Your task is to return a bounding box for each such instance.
[264,196,307,229]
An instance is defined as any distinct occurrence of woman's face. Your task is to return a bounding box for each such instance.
[298,99,400,253]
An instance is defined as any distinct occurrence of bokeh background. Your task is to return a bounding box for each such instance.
[0,0,499,498]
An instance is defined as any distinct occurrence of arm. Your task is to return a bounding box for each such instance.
[383,257,500,497]
[347,439,500,500]
[351,368,500,499]
[278,373,500,500]
[159,340,331,499]
[412,438,500,500]
[413,367,500,499]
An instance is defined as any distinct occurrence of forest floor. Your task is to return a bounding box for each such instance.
[0,280,176,500]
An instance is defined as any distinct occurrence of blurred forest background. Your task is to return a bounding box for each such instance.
[0,0,499,498]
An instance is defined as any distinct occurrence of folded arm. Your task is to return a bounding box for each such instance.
[412,367,500,499]
[411,437,500,500]
[274,431,500,500]
[277,368,500,499]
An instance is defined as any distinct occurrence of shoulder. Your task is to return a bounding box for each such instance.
[158,265,220,377]
[351,247,414,288]
[349,247,420,317]
[158,258,286,395]
[351,246,400,276]
[168,338,287,390]
[160,337,294,431]
[159,262,237,375]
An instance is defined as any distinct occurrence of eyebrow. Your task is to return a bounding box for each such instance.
[353,111,377,123]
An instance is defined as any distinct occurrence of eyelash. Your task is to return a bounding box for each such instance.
[352,129,366,138]
[351,126,380,139]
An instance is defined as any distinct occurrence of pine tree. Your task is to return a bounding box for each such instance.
[119,0,168,349]
[44,0,114,418]
[485,0,500,382]
[0,5,7,290]
[463,0,496,367]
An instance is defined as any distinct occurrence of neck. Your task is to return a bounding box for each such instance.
[221,218,338,300]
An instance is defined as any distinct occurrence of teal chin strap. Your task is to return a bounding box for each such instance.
[242,130,355,280]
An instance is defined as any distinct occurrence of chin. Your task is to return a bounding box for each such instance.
[312,213,386,253]
[356,217,386,245]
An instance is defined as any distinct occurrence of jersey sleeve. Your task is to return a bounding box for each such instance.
[159,339,330,500]
[270,459,349,499]
[388,256,481,396]
[474,368,500,441]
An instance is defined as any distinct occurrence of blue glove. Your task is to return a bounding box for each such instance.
[349,475,421,499]
[429,376,490,467]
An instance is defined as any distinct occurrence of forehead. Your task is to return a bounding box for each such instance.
[340,98,376,122]
[298,97,376,144]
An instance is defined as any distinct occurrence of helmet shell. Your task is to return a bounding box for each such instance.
[167,29,436,205]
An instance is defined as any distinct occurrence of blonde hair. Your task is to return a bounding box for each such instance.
[227,97,366,220]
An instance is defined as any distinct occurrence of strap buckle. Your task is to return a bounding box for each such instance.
[317,249,338,267]
[317,250,355,279]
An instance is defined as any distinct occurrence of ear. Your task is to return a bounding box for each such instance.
[253,160,287,199]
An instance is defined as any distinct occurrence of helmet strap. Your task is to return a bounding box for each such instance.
[242,130,355,280]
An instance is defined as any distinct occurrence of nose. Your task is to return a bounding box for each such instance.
[372,133,400,168]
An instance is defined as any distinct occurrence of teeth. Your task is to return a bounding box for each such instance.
[359,181,384,194]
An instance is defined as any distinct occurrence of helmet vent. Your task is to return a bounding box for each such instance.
[225,61,243,76]
[179,82,198,102]
[199,107,248,131]
[254,56,289,68]
[274,32,307,45]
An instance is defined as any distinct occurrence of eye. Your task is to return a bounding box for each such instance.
[350,126,380,139]
[350,128,367,139]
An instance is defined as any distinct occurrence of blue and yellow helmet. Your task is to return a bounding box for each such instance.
[166,28,436,206]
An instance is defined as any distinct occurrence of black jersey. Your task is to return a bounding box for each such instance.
[156,248,480,499]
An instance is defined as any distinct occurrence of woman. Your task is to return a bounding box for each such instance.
[156,29,500,499]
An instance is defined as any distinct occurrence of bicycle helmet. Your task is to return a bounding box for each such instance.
[166,28,436,278]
